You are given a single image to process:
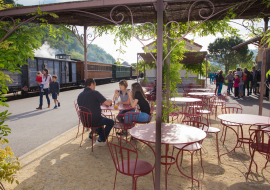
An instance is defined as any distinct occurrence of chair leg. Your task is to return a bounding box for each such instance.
[223,126,228,146]
[92,128,94,152]
[200,149,204,174]
[80,127,85,147]
[215,133,220,159]
[76,120,80,138]
[191,152,194,187]
[264,156,269,169]
[113,170,117,190]
[151,170,155,189]
[246,149,256,180]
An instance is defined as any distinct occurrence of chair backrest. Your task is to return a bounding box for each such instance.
[118,110,140,127]
[107,136,139,175]
[250,129,270,154]
[222,103,243,114]
[78,106,93,128]
[74,100,80,118]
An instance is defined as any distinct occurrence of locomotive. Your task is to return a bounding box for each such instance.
[4,54,138,94]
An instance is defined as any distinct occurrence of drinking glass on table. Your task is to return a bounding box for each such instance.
[114,96,119,108]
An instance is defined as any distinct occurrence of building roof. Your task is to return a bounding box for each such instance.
[143,38,202,50]
[232,36,262,50]
[0,0,269,26]
[138,51,207,64]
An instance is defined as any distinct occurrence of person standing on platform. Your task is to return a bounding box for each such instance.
[250,66,259,95]
[243,68,251,96]
[217,70,224,96]
[50,75,60,109]
[226,70,233,95]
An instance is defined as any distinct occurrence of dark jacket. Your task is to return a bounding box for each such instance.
[251,70,260,82]
[50,81,60,94]
[218,74,224,83]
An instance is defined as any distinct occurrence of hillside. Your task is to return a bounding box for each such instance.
[39,26,116,64]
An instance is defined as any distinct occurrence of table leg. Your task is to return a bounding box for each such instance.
[219,125,239,158]
[165,144,169,190]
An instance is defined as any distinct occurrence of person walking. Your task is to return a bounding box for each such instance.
[234,74,240,99]
[250,66,259,95]
[226,70,234,95]
[214,71,219,95]
[210,72,213,84]
[217,70,224,96]
[243,68,251,96]
[36,68,51,110]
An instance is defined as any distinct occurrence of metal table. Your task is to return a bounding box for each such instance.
[217,114,270,157]
[130,123,206,190]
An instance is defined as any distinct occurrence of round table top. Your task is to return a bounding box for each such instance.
[129,123,206,145]
[188,92,215,96]
[170,97,202,103]
[217,114,270,125]
[100,104,132,111]
[189,88,211,91]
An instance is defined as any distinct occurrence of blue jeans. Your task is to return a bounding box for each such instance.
[227,83,233,94]
[210,78,213,83]
[93,117,114,142]
[218,83,223,95]
[239,85,244,94]
[39,88,50,107]
[250,81,257,94]
[122,110,150,124]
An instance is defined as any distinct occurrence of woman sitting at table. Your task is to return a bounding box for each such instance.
[113,79,130,105]
[125,82,150,123]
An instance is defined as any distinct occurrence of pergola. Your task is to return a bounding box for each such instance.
[0,0,269,189]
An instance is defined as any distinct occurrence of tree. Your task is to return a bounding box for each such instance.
[208,36,254,74]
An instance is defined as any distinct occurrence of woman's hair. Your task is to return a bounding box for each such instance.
[119,79,128,88]
[43,68,49,74]
[236,67,240,71]
[235,74,239,77]
[131,82,146,99]
[219,70,223,75]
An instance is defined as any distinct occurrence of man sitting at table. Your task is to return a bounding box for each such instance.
[151,78,157,95]
[77,78,114,146]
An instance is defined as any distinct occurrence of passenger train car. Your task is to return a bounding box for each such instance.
[4,54,138,94]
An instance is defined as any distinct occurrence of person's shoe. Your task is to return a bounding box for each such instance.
[54,105,57,109]
[36,107,42,110]
[234,97,239,99]
[95,140,106,147]
[58,102,60,107]
[48,104,50,108]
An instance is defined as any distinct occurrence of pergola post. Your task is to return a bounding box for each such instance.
[205,55,208,88]
[84,25,88,80]
[258,17,269,116]
[137,53,139,82]
[155,0,164,189]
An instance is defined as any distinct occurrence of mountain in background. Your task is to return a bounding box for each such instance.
[39,26,116,64]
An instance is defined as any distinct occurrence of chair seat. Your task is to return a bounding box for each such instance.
[174,142,202,151]
[117,160,153,175]
[262,127,270,132]
[222,121,240,126]
[114,123,135,130]
[169,112,179,116]
[211,103,223,106]
[199,126,220,133]
[189,105,202,108]
[250,143,270,153]
[196,110,211,114]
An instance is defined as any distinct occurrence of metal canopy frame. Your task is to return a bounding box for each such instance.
[0,0,269,189]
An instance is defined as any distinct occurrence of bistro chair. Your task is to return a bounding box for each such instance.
[172,120,208,187]
[169,104,181,123]
[114,110,139,141]
[102,109,116,123]
[107,135,155,190]
[210,96,225,119]
[246,129,270,180]
[78,106,105,151]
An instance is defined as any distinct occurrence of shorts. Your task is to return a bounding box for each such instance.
[51,92,58,100]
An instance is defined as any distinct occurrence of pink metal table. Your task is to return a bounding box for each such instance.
[170,97,202,103]
[217,114,270,157]
[130,123,206,190]
[189,88,211,92]
[188,92,215,96]
[100,103,132,111]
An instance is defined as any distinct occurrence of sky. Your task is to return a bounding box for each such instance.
[17,0,264,64]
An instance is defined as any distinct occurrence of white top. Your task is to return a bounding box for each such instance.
[41,74,51,89]
[170,97,202,103]
[129,123,206,145]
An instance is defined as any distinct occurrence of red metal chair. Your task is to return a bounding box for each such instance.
[134,102,155,125]
[114,110,139,141]
[74,100,81,138]
[78,106,105,151]
[171,120,208,187]
[246,129,270,180]
[102,109,116,123]
[107,135,155,190]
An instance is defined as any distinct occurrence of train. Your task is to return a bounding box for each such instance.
[4,54,138,94]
